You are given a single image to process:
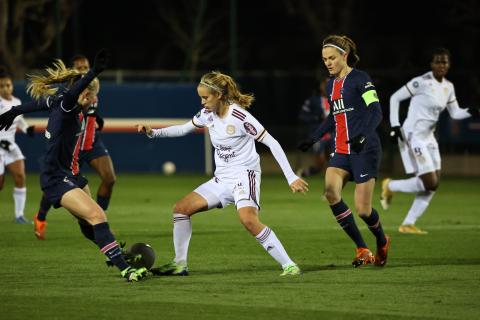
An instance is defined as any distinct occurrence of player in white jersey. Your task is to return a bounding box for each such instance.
[380,48,479,234]
[0,68,35,224]
[137,71,308,276]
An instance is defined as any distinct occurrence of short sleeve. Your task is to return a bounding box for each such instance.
[238,109,267,141]
[192,108,213,128]
[404,76,423,97]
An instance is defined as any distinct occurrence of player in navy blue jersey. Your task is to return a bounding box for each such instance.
[33,54,116,241]
[0,50,146,282]
[298,35,390,267]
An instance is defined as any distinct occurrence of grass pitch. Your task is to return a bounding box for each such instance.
[1,174,479,319]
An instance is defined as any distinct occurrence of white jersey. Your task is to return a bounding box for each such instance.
[192,104,267,178]
[400,71,456,135]
[0,96,29,142]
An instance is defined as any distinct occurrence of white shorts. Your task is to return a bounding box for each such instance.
[0,142,25,175]
[399,131,441,176]
[194,170,261,210]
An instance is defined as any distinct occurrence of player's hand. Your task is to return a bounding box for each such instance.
[26,125,35,137]
[92,49,110,74]
[467,106,479,118]
[0,139,11,151]
[297,138,316,152]
[347,134,366,153]
[389,126,403,141]
[0,109,19,131]
[290,178,309,194]
[136,124,152,136]
[95,115,104,131]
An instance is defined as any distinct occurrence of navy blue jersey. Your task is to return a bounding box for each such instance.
[18,71,97,177]
[310,69,382,154]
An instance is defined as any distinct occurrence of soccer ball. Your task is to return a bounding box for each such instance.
[126,243,156,270]
[162,161,176,175]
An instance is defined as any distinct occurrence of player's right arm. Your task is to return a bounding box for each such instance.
[137,121,196,138]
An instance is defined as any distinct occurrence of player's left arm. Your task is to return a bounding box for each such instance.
[446,86,478,119]
[244,111,308,192]
[359,74,383,136]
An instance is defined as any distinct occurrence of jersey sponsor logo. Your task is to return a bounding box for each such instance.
[45,130,51,139]
[226,124,236,135]
[243,122,257,135]
[216,144,237,162]
[332,99,347,113]
[364,82,375,89]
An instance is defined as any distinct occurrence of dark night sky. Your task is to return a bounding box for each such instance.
[53,0,479,73]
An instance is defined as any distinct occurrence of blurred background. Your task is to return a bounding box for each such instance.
[2,0,479,175]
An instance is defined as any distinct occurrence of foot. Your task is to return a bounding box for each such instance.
[374,235,391,267]
[15,216,32,224]
[380,178,393,210]
[150,261,188,276]
[352,248,375,268]
[121,266,148,282]
[280,264,302,276]
[33,213,47,240]
[398,224,428,235]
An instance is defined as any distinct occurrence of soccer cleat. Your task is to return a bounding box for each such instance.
[374,235,391,267]
[15,215,33,224]
[280,264,302,276]
[150,261,188,276]
[33,213,47,240]
[352,248,375,268]
[121,266,148,282]
[380,178,393,210]
[398,224,428,235]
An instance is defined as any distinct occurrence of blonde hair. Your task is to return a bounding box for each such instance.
[27,59,98,100]
[199,71,254,109]
[322,35,360,67]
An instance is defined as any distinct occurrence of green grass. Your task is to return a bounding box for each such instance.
[1,174,479,319]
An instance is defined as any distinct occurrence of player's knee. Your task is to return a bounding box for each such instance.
[12,172,26,186]
[102,172,116,188]
[239,216,258,233]
[173,201,193,215]
[324,188,341,204]
[422,179,439,191]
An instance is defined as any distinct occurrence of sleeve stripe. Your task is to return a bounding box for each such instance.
[256,129,267,141]
[447,99,457,105]
[404,85,413,96]
[191,119,204,128]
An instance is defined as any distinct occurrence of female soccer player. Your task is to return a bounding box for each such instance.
[33,54,116,240]
[381,48,479,234]
[138,71,308,276]
[0,68,35,223]
[0,50,146,282]
[298,35,390,267]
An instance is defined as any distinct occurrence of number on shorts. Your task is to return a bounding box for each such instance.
[414,147,422,157]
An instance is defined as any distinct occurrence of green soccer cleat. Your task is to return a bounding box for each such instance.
[280,264,302,276]
[121,266,148,282]
[150,261,189,276]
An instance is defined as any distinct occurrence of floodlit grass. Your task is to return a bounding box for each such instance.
[1,174,479,319]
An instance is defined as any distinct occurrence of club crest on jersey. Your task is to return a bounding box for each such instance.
[244,122,257,135]
[226,124,236,135]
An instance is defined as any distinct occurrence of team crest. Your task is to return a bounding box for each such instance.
[243,122,257,135]
[226,124,236,135]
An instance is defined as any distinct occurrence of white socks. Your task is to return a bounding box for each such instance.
[389,177,425,193]
[255,226,294,269]
[173,213,192,264]
[13,187,26,218]
[402,191,435,225]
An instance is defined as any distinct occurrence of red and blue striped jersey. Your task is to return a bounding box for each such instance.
[319,69,382,154]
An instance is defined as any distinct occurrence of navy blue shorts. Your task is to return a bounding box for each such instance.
[328,149,381,183]
[40,173,89,208]
[79,133,109,166]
